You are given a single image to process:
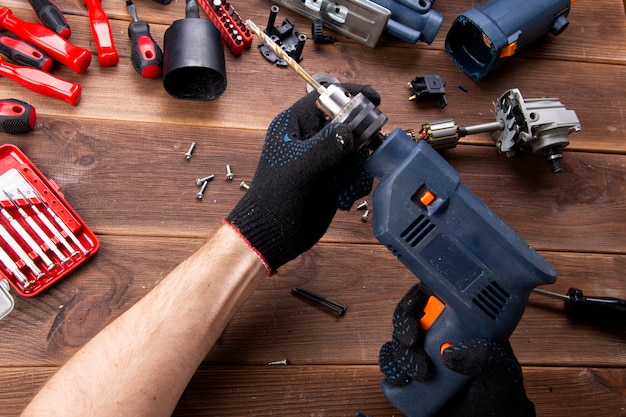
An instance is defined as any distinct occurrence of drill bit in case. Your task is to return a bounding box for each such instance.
[0,144,98,307]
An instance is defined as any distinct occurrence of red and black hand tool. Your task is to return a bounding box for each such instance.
[0,7,91,74]
[0,99,36,133]
[0,34,53,71]
[28,0,71,39]
[126,0,162,78]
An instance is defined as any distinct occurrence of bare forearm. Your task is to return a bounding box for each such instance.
[21,224,266,417]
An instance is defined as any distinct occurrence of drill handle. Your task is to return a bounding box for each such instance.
[381,307,474,417]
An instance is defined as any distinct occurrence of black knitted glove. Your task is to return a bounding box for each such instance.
[438,338,536,417]
[379,283,535,417]
[225,84,379,274]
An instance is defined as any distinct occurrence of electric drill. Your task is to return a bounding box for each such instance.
[246,20,558,417]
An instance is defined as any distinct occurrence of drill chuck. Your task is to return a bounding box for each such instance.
[317,84,388,151]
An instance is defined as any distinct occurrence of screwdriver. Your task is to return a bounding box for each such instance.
[533,287,626,324]
[0,99,36,134]
[126,0,163,78]
[83,0,119,66]
[0,7,91,74]
[0,56,82,106]
[0,34,53,71]
[28,0,71,39]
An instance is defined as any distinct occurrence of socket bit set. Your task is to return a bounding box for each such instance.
[0,144,98,303]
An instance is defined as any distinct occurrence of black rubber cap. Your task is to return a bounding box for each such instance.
[163,18,227,100]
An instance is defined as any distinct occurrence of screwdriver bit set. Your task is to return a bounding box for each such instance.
[0,144,98,307]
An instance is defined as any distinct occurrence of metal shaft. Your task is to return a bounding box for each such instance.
[17,188,79,258]
[28,187,90,256]
[0,206,55,269]
[0,223,44,278]
[460,120,504,136]
[4,190,69,264]
[0,243,31,287]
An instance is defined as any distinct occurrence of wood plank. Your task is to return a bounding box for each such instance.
[2,122,625,253]
[0,366,623,417]
[1,3,625,154]
[0,237,623,368]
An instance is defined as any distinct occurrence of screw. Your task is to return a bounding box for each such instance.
[240,180,250,190]
[197,181,209,199]
[226,164,234,180]
[361,209,369,222]
[267,359,288,366]
[356,201,368,210]
[195,174,215,186]
[292,287,348,316]
[184,142,196,160]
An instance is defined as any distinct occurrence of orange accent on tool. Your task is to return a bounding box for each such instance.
[83,0,119,67]
[439,342,453,355]
[0,56,81,106]
[419,295,446,331]
[499,41,518,58]
[419,190,436,206]
[0,7,91,74]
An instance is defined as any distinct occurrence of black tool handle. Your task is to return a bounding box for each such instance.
[28,0,71,39]
[0,34,53,71]
[0,99,36,134]
[128,21,163,79]
[566,288,626,323]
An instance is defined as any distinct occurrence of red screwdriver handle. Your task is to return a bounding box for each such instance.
[83,0,119,67]
[0,7,91,74]
[0,34,53,72]
[28,0,71,39]
[128,21,162,78]
[0,56,81,106]
[0,99,36,133]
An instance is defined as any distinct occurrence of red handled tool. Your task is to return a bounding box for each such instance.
[126,0,162,78]
[0,99,36,133]
[28,0,71,39]
[83,0,119,66]
[0,7,91,74]
[0,56,81,106]
[0,34,53,71]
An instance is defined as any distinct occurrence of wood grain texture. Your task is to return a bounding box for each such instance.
[0,0,624,415]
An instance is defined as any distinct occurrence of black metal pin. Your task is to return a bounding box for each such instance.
[292,287,348,316]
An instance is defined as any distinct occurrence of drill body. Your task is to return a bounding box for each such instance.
[365,128,557,417]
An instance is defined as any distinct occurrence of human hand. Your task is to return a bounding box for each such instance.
[225,84,380,274]
[379,283,536,417]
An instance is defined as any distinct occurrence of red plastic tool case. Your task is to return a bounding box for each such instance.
[0,144,98,300]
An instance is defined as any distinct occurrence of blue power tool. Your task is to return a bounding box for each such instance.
[244,24,558,416]
[366,128,557,416]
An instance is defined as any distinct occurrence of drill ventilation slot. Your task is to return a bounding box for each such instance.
[401,214,435,248]
[471,281,511,320]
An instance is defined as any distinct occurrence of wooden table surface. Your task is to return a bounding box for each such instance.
[0,0,624,415]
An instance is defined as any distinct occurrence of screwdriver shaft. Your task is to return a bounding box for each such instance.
[17,189,78,258]
[4,190,69,264]
[29,188,90,256]
[0,207,55,269]
[0,222,43,278]
[0,243,31,287]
